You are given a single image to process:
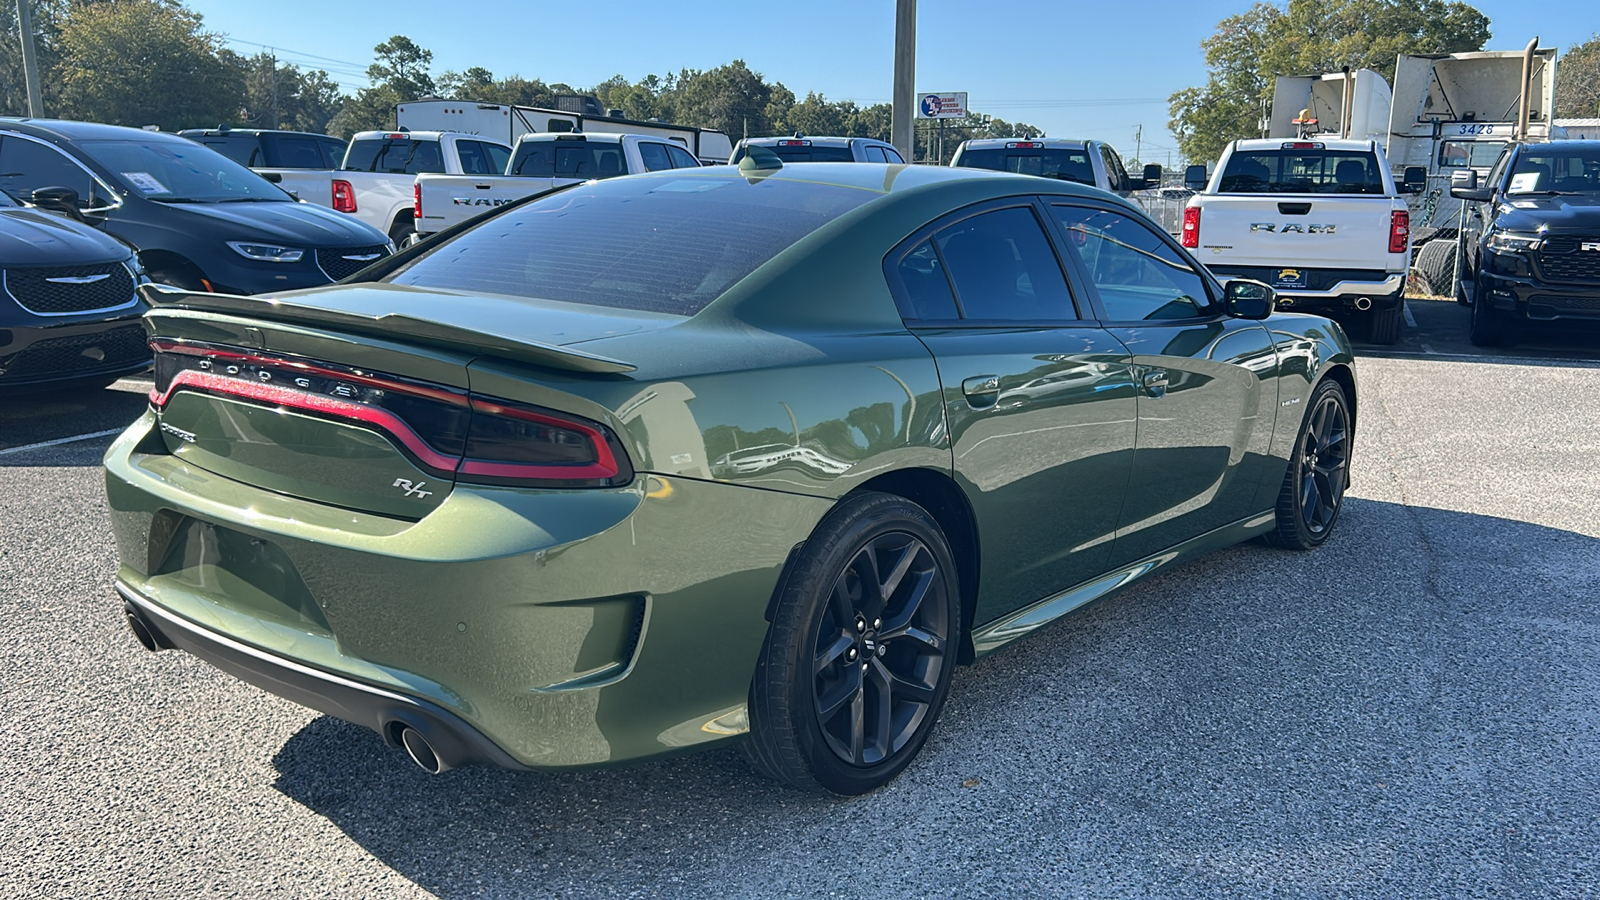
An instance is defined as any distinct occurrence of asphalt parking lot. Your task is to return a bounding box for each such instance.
[3,300,1598,899]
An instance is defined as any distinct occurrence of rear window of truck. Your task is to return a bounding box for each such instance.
[954,148,1095,185]
[509,139,627,178]
[343,138,445,174]
[387,175,875,316]
[1218,149,1385,194]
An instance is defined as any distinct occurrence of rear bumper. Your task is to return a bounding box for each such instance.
[1209,267,1404,309]
[103,412,832,769]
[118,580,526,771]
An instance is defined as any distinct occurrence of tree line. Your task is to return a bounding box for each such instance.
[1168,0,1600,163]
[0,0,1040,162]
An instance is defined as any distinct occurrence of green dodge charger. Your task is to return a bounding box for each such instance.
[106,157,1356,794]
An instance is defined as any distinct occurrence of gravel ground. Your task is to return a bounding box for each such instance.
[2,334,1598,898]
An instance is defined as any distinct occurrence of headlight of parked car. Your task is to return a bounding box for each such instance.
[1486,230,1543,253]
[227,242,305,263]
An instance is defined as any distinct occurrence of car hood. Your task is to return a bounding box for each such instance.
[155,199,389,246]
[1496,193,1600,233]
[0,208,133,266]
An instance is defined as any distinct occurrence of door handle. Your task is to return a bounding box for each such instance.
[1142,369,1168,398]
[961,374,1001,407]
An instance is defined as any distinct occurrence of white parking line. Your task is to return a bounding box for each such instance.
[1402,301,1418,329]
[0,427,126,457]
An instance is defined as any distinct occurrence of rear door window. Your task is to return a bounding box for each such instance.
[482,142,511,174]
[1051,205,1211,321]
[865,146,888,162]
[665,145,701,169]
[638,142,674,172]
[932,205,1077,322]
[320,138,348,167]
[457,141,492,175]
[1218,148,1385,194]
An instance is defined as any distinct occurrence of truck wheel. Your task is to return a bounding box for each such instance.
[744,492,959,795]
[1413,239,1456,297]
[388,218,415,247]
[1468,277,1506,347]
[1367,296,1403,345]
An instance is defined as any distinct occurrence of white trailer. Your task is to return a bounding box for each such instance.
[395,99,733,164]
[1269,68,1392,145]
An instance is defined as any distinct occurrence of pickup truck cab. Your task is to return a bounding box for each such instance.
[729,135,905,164]
[413,132,701,237]
[1182,138,1420,343]
[949,138,1160,196]
[336,131,511,244]
[1451,139,1600,346]
[178,128,346,207]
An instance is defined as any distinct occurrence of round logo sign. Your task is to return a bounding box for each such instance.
[920,95,942,118]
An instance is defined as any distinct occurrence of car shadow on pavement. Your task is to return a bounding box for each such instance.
[0,379,149,462]
[269,497,1600,898]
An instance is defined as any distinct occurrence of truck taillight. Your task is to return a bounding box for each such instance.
[332,180,357,213]
[1181,206,1201,248]
[414,182,421,221]
[1389,209,1409,254]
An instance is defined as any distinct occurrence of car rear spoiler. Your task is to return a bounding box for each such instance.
[138,284,638,375]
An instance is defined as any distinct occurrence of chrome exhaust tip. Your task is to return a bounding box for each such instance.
[398,726,451,775]
[1354,296,1373,311]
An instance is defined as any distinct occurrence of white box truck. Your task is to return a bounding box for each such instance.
[396,99,733,165]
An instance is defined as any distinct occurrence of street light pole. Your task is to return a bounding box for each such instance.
[891,0,915,161]
[16,0,44,117]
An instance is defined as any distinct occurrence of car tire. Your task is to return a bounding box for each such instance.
[1468,274,1505,347]
[1263,379,1351,551]
[147,263,207,292]
[1413,239,1456,297]
[745,491,960,795]
[1454,236,1474,306]
[1367,295,1403,345]
[388,218,415,247]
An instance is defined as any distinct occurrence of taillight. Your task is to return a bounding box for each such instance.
[413,182,421,221]
[332,179,356,213]
[460,397,630,488]
[1389,209,1409,254]
[1181,206,1201,248]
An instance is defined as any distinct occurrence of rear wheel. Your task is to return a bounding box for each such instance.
[1367,295,1403,345]
[1264,379,1351,551]
[388,217,415,247]
[745,492,959,795]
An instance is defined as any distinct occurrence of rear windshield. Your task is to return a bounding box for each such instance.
[1219,149,1385,194]
[387,175,876,315]
[343,138,444,174]
[955,148,1094,185]
[509,139,625,178]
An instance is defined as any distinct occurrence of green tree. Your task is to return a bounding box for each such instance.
[671,60,785,139]
[1555,34,1600,118]
[326,35,437,138]
[227,51,344,133]
[1170,0,1490,163]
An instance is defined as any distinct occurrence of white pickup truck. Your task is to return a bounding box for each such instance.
[1181,138,1423,343]
[413,132,704,237]
[330,131,512,244]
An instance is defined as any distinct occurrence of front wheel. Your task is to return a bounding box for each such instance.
[1468,274,1507,347]
[1263,379,1351,551]
[745,492,960,795]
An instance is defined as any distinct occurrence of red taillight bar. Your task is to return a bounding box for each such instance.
[413,182,421,221]
[149,369,461,472]
[459,398,621,481]
[1389,209,1410,255]
[1181,206,1201,249]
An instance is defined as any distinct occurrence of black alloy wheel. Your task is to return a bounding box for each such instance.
[1265,379,1351,550]
[745,492,960,795]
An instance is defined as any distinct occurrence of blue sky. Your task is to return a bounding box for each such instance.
[188,0,1592,164]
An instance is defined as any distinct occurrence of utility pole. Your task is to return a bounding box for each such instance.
[16,0,43,117]
[1134,124,1142,165]
[269,51,279,129]
[891,0,916,161]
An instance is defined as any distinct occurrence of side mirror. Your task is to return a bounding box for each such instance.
[1399,166,1426,194]
[1142,163,1162,186]
[1223,279,1276,320]
[1450,168,1491,201]
[1184,164,1208,191]
[28,185,92,223]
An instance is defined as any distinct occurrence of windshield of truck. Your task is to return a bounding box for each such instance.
[955,147,1094,185]
[78,139,291,202]
[509,140,626,178]
[1218,148,1385,194]
[1439,140,1506,169]
[387,174,875,315]
[343,138,445,174]
[1504,148,1600,194]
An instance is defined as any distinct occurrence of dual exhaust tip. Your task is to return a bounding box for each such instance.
[122,600,454,776]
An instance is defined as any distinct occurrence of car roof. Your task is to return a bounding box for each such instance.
[1232,137,1377,151]
[660,160,1122,203]
[177,128,342,140]
[958,138,1092,149]
[0,117,195,143]
[741,136,884,147]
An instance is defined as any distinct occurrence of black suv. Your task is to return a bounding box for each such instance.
[177,128,346,170]
[0,119,391,295]
[1453,140,1600,346]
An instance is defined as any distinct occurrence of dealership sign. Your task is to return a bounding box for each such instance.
[917,92,968,119]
